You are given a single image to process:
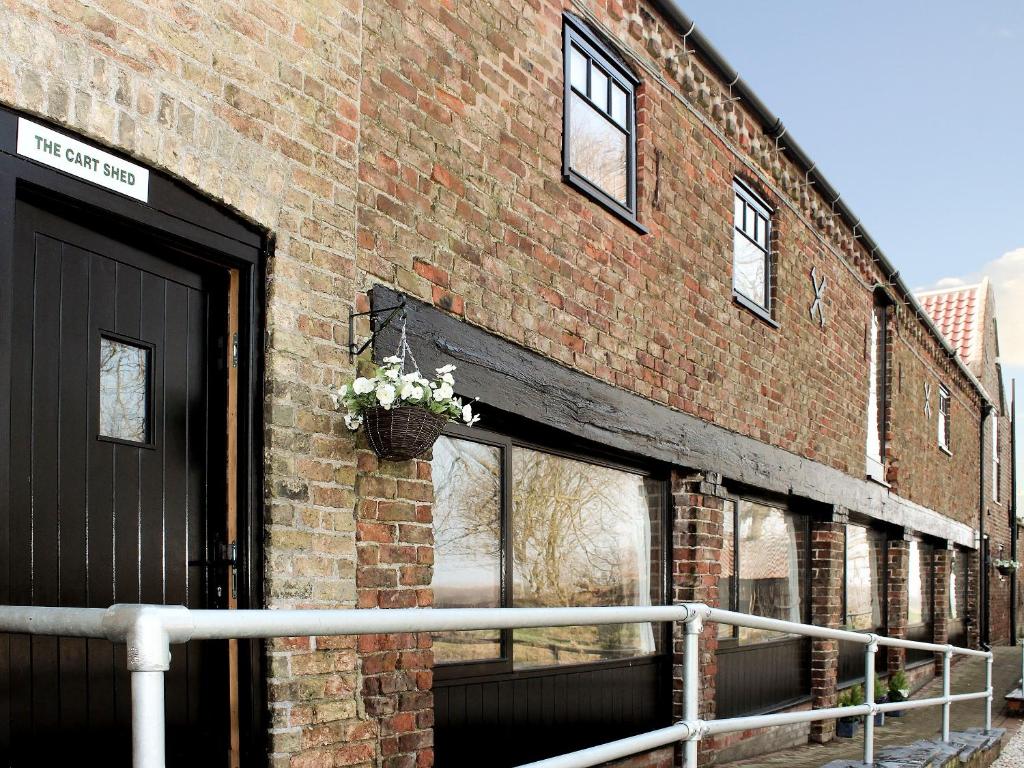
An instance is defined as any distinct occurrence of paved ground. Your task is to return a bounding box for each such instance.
[993,720,1024,768]
[719,646,1024,768]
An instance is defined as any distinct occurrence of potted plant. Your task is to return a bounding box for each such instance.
[332,356,480,461]
[873,673,888,726]
[836,684,864,738]
[993,558,1020,577]
[887,669,910,717]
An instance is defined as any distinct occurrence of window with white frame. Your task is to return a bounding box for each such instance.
[938,385,951,451]
[732,181,773,316]
[866,297,888,481]
[993,416,1001,501]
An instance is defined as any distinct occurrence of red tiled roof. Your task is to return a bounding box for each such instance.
[916,281,987,365]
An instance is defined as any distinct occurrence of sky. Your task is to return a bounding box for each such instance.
[683,0,1024,514]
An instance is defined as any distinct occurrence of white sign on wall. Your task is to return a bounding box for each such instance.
[16,117,149,202]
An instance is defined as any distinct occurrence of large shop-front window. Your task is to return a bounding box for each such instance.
[431,431,665,670]
[907,539,933,627]
[949,547,969,620]
[845,525,886,630]
[718,498,808,643]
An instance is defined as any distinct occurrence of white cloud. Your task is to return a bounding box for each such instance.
[924,247,1024,367]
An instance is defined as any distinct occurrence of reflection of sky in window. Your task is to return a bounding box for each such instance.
[846,526,881,629]
[431,437,501,605]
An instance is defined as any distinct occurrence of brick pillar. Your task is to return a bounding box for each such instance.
[967,549,981,649]
[671,471,725,768]
[932,546,951,673]
[355,450,435,768]
[886,532,910,673]
[808,508,846,744]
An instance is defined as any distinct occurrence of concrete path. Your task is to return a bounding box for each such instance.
[718,646,1023,768]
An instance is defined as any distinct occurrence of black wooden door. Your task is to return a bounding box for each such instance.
[0,197,231,766]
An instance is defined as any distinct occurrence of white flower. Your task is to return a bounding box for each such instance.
[400,381,423,401]
[461,404,480,426]
[352,377,374,395]
[383,355,402,364]
[401,372,421,382]
[433,382,454,401]
[436,364,456,375]
[383,367,400,380]
[441,372,455,385]
[343,412,363,430]
[376,383,397,408]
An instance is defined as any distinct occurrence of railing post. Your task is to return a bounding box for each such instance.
[132,671,167,768]
[985,652,993,733]
[863,638,877,765]
[941,649,952,742]
[683,615,703,768]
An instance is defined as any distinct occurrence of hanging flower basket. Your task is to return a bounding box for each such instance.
[362,405,447,461]
[994,558,1020,577]
[331,319,480,461]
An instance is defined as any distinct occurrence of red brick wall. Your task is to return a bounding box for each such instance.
[808,515,845,743]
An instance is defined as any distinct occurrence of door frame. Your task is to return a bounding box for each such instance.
[0,105,269,766]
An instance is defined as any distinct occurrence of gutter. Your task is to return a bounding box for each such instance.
[650,0,992,409]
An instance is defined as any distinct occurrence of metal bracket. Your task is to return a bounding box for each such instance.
[347,297,406,363]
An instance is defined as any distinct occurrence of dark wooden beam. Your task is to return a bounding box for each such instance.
[371,286,974,547]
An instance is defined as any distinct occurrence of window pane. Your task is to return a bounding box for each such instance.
[569,93,627,204]
[908,540,933,626]
[99,337,149,443]
[611,83,627,126]
[718,500,735,638]
[589,65,608,111]
[846,526,883,630]
[570,46,587,93]
[737,501,805,643]
[756,213,769,248]
[733,234,767,308]
[734,195,744,230]
[431,436,502,663]
[511,447,662,668]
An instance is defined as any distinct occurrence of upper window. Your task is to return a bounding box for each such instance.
[993,416,1001,501]
[732,181,773,319]
[717,497,808,643]
[866,297,889,481]
[938,385,951,451]
[563,16,641,229]
[431,428,666,672]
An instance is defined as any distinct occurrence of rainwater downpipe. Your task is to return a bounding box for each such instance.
[981,403,993,648]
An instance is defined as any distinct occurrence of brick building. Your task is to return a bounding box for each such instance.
[0,1,1015,767]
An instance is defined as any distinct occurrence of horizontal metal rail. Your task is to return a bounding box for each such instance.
[0,602,994,768]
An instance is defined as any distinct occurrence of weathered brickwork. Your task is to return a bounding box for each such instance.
[933,547,951,674]
[808,514,845,743]
[887,536,910,674]
[671,472,725,766]
[0,0,1012,765]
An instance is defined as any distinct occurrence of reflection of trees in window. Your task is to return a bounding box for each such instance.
[431,437,502,663]
[908,540,933,626]
[430,436,664,669]
[846,526,884,630]
[512,447,659,667]
[732,184,772,311]
[736,501,804,644]
[99,338,149,443]
[949,549,968,620]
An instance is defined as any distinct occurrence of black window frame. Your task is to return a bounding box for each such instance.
[841,522,888,632]
[938,384,952,453]
[716,490,812,648]
[431,419,671,682]
[562,14,645,233]
[731,180,777,326]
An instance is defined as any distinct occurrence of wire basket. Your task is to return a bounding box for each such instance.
[362,405,447,461]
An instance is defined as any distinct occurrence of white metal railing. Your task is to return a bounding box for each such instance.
[0,603,993,768]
